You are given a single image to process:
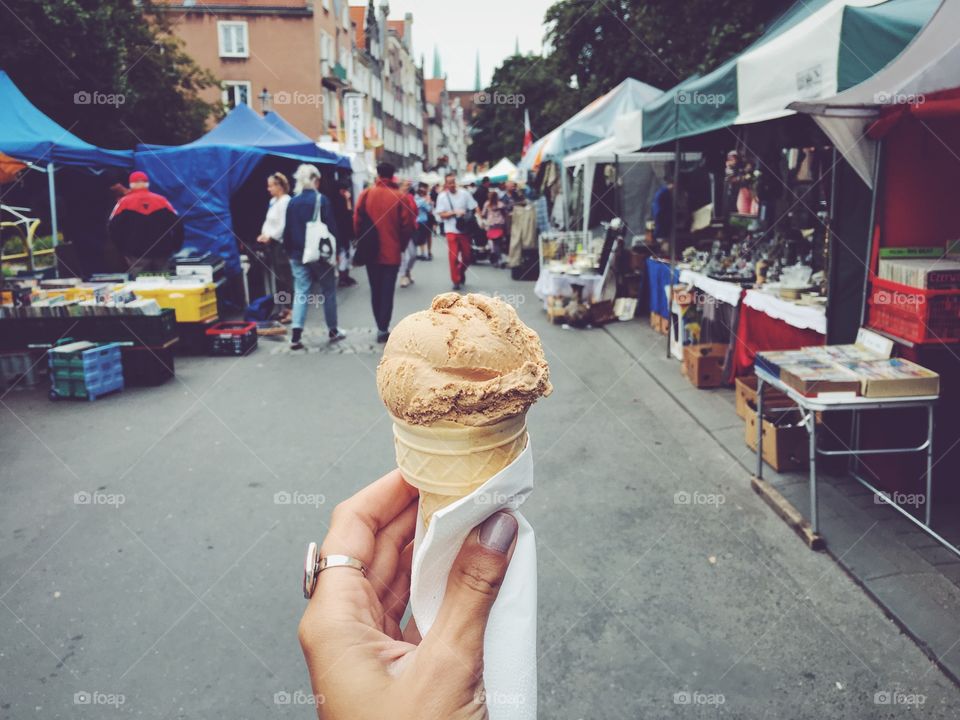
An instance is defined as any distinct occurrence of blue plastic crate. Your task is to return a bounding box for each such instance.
[48,342,125,401]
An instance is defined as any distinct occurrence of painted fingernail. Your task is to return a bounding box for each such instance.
[478,511,518,554]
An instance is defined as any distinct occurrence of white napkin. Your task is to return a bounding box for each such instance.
[410,441,537,720]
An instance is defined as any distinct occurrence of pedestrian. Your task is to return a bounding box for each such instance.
[283,164,346,350]
[436,173,479,291]
[652,175,674,251]
[256,172,293,324]
[473,176,491,209]
[481,192,508,268]
[334,179,358,288]
[414,183,433,260]
[354,162,417,343]
[107,170,183,275]
[397,179,418,288]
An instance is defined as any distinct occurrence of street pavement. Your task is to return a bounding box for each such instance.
[2,250,959,719]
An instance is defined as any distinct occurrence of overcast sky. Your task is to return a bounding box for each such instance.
[372,0,557,89]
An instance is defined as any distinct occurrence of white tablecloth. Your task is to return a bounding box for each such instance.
[534,270,603,304]
[678,269,745,306]
[743,288,826,334]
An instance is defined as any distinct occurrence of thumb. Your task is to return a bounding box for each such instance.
[425,511,519,666]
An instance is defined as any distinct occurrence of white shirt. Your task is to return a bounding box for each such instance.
[435,188,478,234]
[261,194,290,240]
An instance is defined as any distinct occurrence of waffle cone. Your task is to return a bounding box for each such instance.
[392,413,528,526]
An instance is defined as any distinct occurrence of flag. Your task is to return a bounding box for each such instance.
[522,109,533,156]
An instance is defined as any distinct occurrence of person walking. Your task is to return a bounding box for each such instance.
[107,170,183,274]
[354,162,416,343]
[256,172,293,324]
[481,192,508,268]
[333,179,359,288]
[436,173,478,291]
[473,176,491,209]
[397,179,418,289]
[414,183,433,260]
[283,164,346,350]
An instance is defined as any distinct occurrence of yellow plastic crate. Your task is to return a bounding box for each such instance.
[133,283,218,323]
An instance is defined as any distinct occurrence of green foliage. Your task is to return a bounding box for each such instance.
[470,0,794,163]
[0,0,220,148]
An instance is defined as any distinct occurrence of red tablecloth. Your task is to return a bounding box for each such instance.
[732,302,826,377]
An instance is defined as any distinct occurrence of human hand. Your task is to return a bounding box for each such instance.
[298,470,519,720]
[455,209,466,217]
[256,234,270,244]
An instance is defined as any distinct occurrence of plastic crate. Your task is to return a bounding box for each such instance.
[866,277,960,344]
[48,342,124,401]
[133,283,218,322]
[205,321,258,356]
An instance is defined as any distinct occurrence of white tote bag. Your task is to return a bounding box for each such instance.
[302,192,336,264]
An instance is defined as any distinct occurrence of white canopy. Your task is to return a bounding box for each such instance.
[486,157,519,182]
[790,0,957,186]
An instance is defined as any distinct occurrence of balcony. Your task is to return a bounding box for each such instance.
[321,62,349,90]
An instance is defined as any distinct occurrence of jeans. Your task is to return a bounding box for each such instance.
[399,241,417,278]
[446,233,471,284]
[365,264,399,332]
[289,257,338,331]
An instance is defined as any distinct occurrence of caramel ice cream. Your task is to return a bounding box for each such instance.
[377,293,551,523]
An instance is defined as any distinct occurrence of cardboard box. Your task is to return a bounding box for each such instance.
[650,312,669,335]
[734,376,795,419]
[744,405,809,473]
[683,343,727,388]
[779,361,862,397]
[839,358,940,398]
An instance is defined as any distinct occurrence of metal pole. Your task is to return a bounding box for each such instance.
[756,377,765,479]
[925,403,934,526]
[809,412,819,534]
[859,140,883,328]
[667,136,679,359]
[47,162,59,248]
[824,146,838,341]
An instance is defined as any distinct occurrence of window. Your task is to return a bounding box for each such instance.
[322,0,330,10]
[222,81,251,109]
[218,21,249,58]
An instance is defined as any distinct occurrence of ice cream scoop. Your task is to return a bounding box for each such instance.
[377,293,551,523]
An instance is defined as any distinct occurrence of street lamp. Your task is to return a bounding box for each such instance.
[258,87,272,114]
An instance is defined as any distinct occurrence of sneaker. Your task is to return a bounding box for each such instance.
[290,341,305,350]
[399,275,411,288]
[452,283,462,291]
[329,329,346,343]
[376,331,390,344]
[338,275,358,287]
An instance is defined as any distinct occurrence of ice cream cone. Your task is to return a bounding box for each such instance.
[392,413,528,525]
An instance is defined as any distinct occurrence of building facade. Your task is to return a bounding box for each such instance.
[424,79,468,174]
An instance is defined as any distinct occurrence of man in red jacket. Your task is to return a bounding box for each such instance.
[107,171,183,274]
[354,162,416,342]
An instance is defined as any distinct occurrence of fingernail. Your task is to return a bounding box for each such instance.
[478,511,518,554]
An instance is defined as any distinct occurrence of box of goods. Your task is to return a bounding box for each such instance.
[734,375,795,419]
[121,346,175,386]
[837,358,939,398]
[47,341,124,401]
[683,343,727,388]
[649,311,669,335]
[877,258,960,289]
[132,283,218,323]
[205,321,258,356]
[744,404,808,472]
[778,359,862,397]
[867,277,960,344]
[754,350,807,379]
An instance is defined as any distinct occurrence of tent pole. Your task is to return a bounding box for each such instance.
[859,140,882,329]
[47,162,59,249]
[667,137,679,359]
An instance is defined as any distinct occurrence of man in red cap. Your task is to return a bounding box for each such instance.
[108,171,183,274]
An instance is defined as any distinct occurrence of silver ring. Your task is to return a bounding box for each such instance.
[303,543,367,599]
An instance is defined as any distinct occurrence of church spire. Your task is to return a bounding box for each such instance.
[432,45,442,80]
[474,50,481,91]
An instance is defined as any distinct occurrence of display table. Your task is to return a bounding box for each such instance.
[733,290,826,376]
[678,269,745,307]
[754,366,944,554]
[533,270,603,306]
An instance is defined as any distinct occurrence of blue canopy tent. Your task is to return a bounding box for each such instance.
[0,70,133,248]
[135,103,347,275]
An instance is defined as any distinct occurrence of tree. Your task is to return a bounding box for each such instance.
[470,0,795,163]
[0,0,219,148]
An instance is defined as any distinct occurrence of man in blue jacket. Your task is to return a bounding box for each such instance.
[283,164,346,350]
